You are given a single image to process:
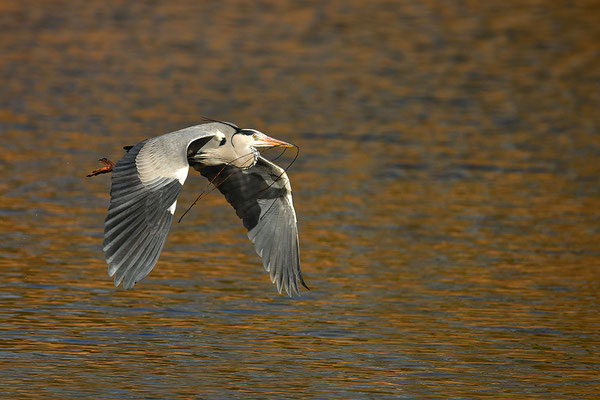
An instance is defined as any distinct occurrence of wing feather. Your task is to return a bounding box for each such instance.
[194,156,308,295]
[103,140,185,289]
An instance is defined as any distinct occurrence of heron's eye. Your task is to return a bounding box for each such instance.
[252,133,258,140]
[219,137,227,146]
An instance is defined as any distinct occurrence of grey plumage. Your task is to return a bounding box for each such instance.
[103,140,184,289]
[195,157,308,294]
[100,121,307,295]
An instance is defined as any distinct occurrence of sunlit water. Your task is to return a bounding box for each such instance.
[1,1,599,399]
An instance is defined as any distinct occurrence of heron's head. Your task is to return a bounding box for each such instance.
[230,129,293,168]
[189,125,293,169]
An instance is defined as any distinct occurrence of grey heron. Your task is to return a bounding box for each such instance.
[88,120,308,296]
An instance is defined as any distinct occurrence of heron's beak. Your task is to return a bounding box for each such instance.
[253,132,293,148]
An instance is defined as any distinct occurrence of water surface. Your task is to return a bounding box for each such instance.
[1,1,599,398]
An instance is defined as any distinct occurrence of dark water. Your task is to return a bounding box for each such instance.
[1,1,599,398]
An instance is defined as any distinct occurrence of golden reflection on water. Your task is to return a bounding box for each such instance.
[1,0,600,398]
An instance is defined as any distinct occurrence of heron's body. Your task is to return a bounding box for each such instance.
[97,121,307,296]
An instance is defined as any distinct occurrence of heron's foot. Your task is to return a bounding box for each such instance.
[87,158,115,177]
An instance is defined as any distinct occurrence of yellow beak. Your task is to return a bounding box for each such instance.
[253,132,293,148]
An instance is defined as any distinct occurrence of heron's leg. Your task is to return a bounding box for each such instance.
[87,158,115,177]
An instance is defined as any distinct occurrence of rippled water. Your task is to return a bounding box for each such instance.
[1,1,599,398]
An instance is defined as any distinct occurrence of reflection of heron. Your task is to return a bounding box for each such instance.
[88,120,308,296]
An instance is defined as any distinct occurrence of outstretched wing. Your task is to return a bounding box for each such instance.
[194,156,308,295]
[103,139,188,289]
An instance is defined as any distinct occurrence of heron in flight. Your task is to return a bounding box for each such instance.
[88,120,308,296]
